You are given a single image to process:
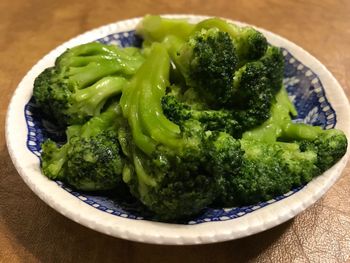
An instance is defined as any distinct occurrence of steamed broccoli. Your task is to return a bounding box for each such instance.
[33,42,144,127]
[161,94,241,136]
[171,28,238,106]
[161,45,285,134]
[120,43,217,220]
[195,17,268,64]
[35,16,348,222]
[138,15,281,130]
[137,16,268,108]
[213,88,348,206]
[41,103,125,191]
[229,46,285,130]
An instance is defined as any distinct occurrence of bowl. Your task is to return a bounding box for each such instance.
[6,15,350,245]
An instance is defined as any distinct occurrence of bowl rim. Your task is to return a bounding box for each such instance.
[6,14,350,245]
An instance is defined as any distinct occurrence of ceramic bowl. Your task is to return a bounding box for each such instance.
[6,15,350,245]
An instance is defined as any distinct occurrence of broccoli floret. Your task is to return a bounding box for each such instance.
[33,42,143,127]
[229,46,284,130]
[137,16,276,121]
[41,139,69,180]
[222,88,348,206]
[66,128,124,191]
[126,138,216,221]
[229,139,319,205]
[206,132,243,206]
[232,127,347,206]
[260,46,285,93]
[161,95,241,136]
[282,123,348,173]
[176,28,238,106]
[195,17,268,64]
[120,43,217,220]
[41,103,126,191]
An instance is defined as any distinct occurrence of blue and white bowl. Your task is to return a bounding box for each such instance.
[6,15,350,244]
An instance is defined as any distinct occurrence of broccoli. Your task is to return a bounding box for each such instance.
[137,16,268,108]
[137,16,267,64]
[214,88,348,206]
[138,16,281,129]
[120,43,217,220]
[221,45,284,130]
[161,45,285,133]
[136,15,195,44]
[41,103,126,191]
[33,42,144,127]
[161,95,242,136]
[206,132,243,206]
[35,16,348,222]
[195,17,268,64]
[172,28,238,107]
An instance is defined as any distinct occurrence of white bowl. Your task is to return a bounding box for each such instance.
[6,15,350,245]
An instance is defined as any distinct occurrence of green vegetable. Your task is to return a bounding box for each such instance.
[41,104,125,191]
[120,43,216,220]
[217,88,348,206]
[33,42,144,127]
[195,17,268,64]
[36,16,347,221]
[138,15,282,129]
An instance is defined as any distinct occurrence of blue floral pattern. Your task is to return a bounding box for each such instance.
[24,30,336,224]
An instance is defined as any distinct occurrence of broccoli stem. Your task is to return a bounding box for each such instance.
[59,42,116,59]
[138,44,181,147]
[69,76,126,117]
[136,15,195,43]
[121,43,182,155]
[79,103,121,137]
[195,18,240,38]
[282,123,323,141]
[133,152,157,187]
[58,55,117,68]
[68,62,124,88]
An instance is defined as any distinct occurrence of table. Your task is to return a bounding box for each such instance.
[1,0,349,262]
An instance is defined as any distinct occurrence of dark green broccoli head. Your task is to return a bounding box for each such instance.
[33,67,73,127]
[194,18,268,64]
[162,95,242,136]
[260,46,284,92]
[235,26,268,63]
[40,104,126,191]
[148,148,216,221]
[206,132,243,206]
[191,109,241,136]
[230,139,319,205]
[66,129,124,191]
[299,129,348,172]
[161,95,191,125]
[230,61,273,130]
[126,138,216,221]
[176,28,238,107]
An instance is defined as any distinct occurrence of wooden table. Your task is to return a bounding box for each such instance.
[1,0,349,262]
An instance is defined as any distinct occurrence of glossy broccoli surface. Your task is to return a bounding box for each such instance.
[33,42,144,127]
[41,104,125,191]
[35,16,347,222]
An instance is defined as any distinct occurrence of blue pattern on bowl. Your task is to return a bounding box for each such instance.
[24,30,337,224]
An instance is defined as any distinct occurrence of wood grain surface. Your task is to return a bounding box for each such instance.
[1,0,350,262]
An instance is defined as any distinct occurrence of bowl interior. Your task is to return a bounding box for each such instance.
[24,29,337,224]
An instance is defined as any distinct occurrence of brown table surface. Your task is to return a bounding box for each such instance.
[1,0,350,262]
